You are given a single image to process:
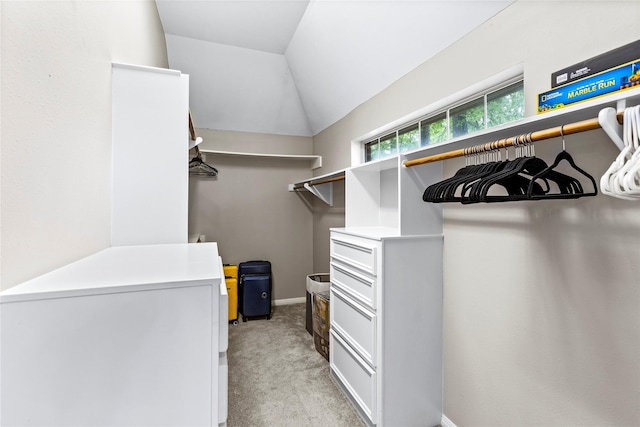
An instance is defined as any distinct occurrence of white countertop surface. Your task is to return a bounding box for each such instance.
[0,243,221,303]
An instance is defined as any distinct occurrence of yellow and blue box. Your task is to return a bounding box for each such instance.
[538,59,640,114]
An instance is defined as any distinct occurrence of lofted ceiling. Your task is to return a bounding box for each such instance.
[155,0,515,137]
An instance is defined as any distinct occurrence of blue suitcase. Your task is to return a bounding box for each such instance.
[238,260,271,277]
[238,261,272,321]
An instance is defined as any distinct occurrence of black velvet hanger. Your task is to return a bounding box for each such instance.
[525,127,597,200]
[422,131,597,205]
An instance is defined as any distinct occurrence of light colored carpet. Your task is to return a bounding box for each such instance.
[227,303,365,427]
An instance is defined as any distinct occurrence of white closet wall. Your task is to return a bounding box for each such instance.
[111,63,189,246]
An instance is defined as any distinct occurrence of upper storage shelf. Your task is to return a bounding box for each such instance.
[201,149,322,169]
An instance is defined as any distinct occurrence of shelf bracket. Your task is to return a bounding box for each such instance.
[302,182,333,206]
[598,107,625,151]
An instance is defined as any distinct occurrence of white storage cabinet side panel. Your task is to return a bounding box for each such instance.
[0,285,214,427]
[380,236,443,426]
[217,257,229,425]
[111,64,189,246]
[379,168,399,229]
[399,161,443,235]
[345,168,381,229]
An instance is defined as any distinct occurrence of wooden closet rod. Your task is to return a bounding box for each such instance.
[293,174,345,190]
[403,113,623,168]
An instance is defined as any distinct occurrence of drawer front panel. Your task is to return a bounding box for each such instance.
[330,236,378,276]
[330,287,376,367]
[330,261,375,309]
[330,331,377,424]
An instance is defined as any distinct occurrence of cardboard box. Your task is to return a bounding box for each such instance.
[312,291,330,361]
[551,39,640,87]
[538,59,640,114]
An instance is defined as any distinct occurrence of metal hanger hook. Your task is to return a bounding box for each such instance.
[560,125,566,151]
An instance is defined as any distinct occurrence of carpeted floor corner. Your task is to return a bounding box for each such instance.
[227,303,365,427]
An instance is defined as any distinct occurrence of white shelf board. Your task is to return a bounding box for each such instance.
[201,149,322,169]
[292,168,346,187]
[351,155,398,173]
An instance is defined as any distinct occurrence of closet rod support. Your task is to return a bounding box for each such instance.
[295,182,333,205]
[189,136,203,150]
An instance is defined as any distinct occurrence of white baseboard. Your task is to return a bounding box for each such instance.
[273,297,305,306]
[441,415,458,427]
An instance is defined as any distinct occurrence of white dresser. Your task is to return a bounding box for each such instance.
[0,243,228,427]
[329,228,443,426]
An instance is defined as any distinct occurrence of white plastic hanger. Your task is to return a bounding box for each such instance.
[601,106,640,199]
[620,106,640,194]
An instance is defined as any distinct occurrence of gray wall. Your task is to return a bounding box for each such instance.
[312,1,640,425]
[189,129,315,301]
[0,1,168,290]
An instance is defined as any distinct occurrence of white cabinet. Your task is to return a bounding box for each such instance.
[0,243,228,427]
[111,63,190,246]
[331,155,444,426]
[330,229,443,426]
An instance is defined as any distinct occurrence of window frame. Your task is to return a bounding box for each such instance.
[362,78,524,164]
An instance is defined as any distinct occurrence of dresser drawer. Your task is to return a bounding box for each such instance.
[330,261,376,309]
[330,235,378,276]
[330,331,377,424]
[330,286,376,367]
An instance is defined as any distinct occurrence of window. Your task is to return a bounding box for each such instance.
[365,140,379,162]
[486,81,525,128]
[398,124,419,152]
[365,132,398,162]
[363,80,524,163]
[420,113,447,146]
[379,132,397,158]
[450,97,484,138]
